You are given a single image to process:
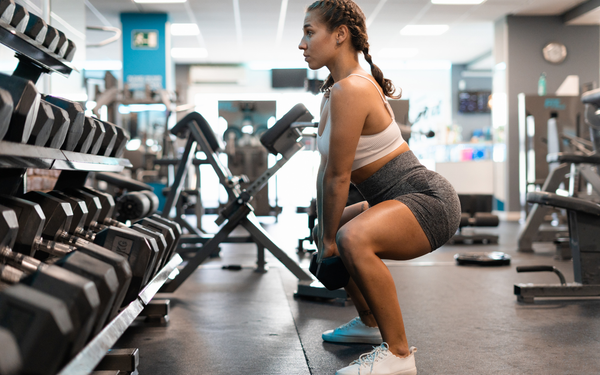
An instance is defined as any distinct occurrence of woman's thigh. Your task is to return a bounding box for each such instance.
[338,200,431,261]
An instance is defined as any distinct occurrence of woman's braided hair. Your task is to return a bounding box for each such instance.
[307,0,401,98]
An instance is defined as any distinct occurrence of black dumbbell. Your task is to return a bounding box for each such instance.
[43,24,59,52]
[43,99,70,149]
[0,284,73,375]
[110,124,130,158]
[24,11,47,44]
[0,195,123,329]
[308,253,350,291]
[72,115,97,154]
[0,204,101,355]
[54,29,68,57]
[8,1,28,33]
[0,87,14,141]
[136,216,179,271]
[22,191,156,305]
[27,99,54,146]
[0,0,16,25]
[0,326,21,375]
[0,72,40,143]
[117,191,157,222]
[64,39,77,62]
[96,119,118,156]
[58,187,175,277]
[88,117,106,155]
[43,94,84,151]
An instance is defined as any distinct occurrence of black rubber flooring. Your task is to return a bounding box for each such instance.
[113,213,600,374]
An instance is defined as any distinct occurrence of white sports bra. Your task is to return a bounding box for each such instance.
[317,74,405,171]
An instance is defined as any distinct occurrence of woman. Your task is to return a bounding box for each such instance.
[298,1,461,374]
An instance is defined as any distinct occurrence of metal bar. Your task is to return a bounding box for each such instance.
[514,283,600,303]
[517,163,570,251]
[161,137,196,219]
[138,254,183,304]
[188,120,237,200]
[241,213,312,281]
[160,209,245,292]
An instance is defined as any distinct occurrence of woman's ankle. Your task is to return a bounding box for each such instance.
[358,310,378,327]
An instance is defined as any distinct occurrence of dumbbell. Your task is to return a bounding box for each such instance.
[43,94,84,151]
[97,119,118,156]
[117,190,160,222]
[20,191,157,305]
[0,195,125,327]
[0,327,21,375]
[0,72,40,143]
[0,87,13,141]
[9,1,28,33]
[46,188,166,283]
[0,0,16,24]
[43,24,59,52]
[0,205,100,355]
[24,11,47,44]
[308,253,350,291]
[111,124,130,158]
[88,117,106,155]
[0,284,73,375]
[55,186,179,273]
[27,98,54,146]
[136,216,180,271]
[43,98,70,149]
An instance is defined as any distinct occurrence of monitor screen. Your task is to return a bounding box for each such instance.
[458,91,491,113]
[271,69,307,88]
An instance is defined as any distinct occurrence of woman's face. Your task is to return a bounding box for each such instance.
[298,11,336,70]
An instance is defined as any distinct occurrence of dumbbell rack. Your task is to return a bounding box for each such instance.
[1,15,183,375]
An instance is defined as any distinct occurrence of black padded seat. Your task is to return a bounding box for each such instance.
[547,152,600,165]
[581,88,600,107]
[527,191,600,217]
[260,103,312,155]
[171,112,222,152]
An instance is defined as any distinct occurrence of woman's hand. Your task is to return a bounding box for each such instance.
[314,225,338,262]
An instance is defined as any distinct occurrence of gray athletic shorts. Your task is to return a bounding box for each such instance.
[354,150,461,250]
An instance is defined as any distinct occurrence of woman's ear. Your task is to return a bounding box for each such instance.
[335,24,349,45]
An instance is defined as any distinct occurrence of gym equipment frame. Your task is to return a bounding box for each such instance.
[159,105,347,299]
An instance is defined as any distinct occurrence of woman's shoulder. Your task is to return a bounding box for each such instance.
[330,74,374,98]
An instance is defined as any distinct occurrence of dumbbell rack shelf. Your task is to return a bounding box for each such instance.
[57,253,183,375]
[0,140,132,171]
[0,20,76,77]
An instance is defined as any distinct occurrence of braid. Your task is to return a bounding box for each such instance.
[308,0,401,98]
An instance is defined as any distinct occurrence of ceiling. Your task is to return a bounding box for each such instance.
[84,0,594,69]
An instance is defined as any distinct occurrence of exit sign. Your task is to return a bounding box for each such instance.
[132,30,158,49]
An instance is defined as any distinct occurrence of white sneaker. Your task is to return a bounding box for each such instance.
[322,317,382,344]
[336,343,417,375]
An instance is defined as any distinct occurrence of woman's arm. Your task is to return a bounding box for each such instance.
[318,80,368,259]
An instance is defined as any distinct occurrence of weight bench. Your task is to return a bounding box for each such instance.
[514,191,600,302]
[159,104,347,299]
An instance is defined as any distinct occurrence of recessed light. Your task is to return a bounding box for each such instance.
[431,0,486,4]
[171,48,208,58]
[400,25,449,36]
[134,0,186,3]
[171,23,200,36]
[378,48,419,59]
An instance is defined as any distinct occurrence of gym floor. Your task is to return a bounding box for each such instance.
[114,212,600,375]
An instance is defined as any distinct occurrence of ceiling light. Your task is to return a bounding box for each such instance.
[133,0,186,3]
[171,48,208,59]
[431,0,486,4]
[400,25,449,36]
[171,23,200,36]
[378,48,419,59]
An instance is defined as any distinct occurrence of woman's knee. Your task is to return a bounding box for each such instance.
[336,226,370,262]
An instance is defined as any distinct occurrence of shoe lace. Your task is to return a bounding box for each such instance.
[350,342,390,374]
[337,317,361,331]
